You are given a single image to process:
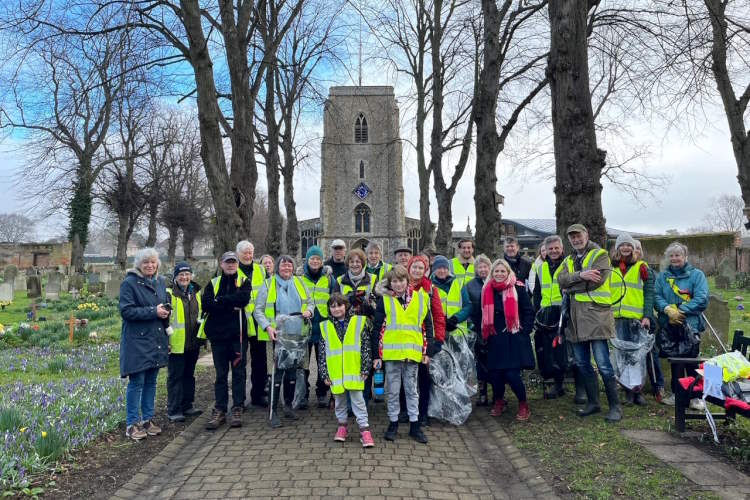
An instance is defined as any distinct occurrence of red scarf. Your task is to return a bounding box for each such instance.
[481,274,520,340]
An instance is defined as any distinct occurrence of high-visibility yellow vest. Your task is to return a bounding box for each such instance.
[610,261,646,319]
[166,287,202,354]
[369,262,392,283]
[336,274,375,297]
[564,249,611,305]
[382,290,429,363]
[238,263,266,339]
[437,280,468,337]
[263,276,310,329]
[302,273,330,318]
[197,274,247,340]
[320,315,366,394]
[539,261,563,308]
[450,258,474,287]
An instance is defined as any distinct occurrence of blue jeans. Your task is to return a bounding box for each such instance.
[572,340,614,379]
[126,367,159,426]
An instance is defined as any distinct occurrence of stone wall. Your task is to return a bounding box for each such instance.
[0,242,72,270]
[638,232,737,275]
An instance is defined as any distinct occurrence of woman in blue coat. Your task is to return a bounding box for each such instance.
[119,248,170,441]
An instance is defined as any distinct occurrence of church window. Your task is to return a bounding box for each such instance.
[407,228,421,255]
[301,228,320,257]
[354,204,371,233]
[359,160,365,178]
[354,113,368,143]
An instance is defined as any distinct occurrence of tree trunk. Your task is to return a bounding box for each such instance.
[183,232,195,261]
[115,211,129,270]
[548,0,607,245]
[416,89,434,251]
[69,174,93,272]
[473,0,504,257]
[281,132,300,257]
[705,0,750,216]
[145,199,159,247]
[181,0,243,253]
[166,225,179,267]
[264,69,284,257]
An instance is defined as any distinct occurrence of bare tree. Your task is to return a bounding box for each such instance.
[0,213,36,243]
[703,193,745,233]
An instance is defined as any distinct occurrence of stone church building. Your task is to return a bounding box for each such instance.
[298,86,430,258]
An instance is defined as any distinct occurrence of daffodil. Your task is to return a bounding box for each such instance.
[41,431,47,438]
[20,427,28,433]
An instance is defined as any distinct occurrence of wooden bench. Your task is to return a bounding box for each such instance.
[669,330,750,433]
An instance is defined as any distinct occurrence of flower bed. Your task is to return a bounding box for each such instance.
[0,344,119,374]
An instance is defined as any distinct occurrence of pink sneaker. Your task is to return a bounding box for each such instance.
[334,425,348,442]
[360,430,375,448]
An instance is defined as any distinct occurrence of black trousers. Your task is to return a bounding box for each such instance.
[304,342,329,399]
[248,335,268,404]
[418,362,431,418]
[272,368,296,406]
[211,338,248,413]
[167,349,200,415]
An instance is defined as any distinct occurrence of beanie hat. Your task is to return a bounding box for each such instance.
[173,261,192,278]
[305,245,324,260]
[615,232,636,250]
[432,255,451,272]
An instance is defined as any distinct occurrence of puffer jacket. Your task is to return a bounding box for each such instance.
[654,263,709,333]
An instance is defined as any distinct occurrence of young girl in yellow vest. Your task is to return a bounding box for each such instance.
[318,293,374,447]
[372,265,435,444]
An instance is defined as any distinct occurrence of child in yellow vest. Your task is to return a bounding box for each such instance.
[318,293,374,447]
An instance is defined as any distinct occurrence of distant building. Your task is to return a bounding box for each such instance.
[0,242,72,269]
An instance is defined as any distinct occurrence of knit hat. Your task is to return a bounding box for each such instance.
[615,232,636,250]
[173,261,192,278]
[305,245,323,260]
[432,255,451,272]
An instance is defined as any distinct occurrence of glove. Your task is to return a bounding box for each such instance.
[446,316,458,332]
[664,304,686,325]
[427,341,443,357]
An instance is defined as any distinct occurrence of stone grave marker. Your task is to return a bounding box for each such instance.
[87,272,101,284]
[26,276,41,298]
[68,273,85,292]
[45,272,62,300]
[87,282,104,295]
[105,272,124,299]
[14,275,25,292]
[703,294,730,354]
[3,265,18,284]
[0,282,14,302]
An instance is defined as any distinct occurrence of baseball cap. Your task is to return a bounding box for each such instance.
[221,251,239,263]
[566,224,588,234]
[330,239,346,248]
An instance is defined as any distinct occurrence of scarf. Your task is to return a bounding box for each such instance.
[481,274,520,340]
[304,263,323,281]
[407,255,432,292]
[348,268,366,286]
[274,275,302,315]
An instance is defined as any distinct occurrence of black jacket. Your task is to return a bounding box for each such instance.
[464,276,485,334]
[486,285,535,371]
[324,258,347,280]
[504,254,532,285]
[201,272,251,342]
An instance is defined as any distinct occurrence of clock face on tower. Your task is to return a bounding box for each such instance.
[353,182,372,200]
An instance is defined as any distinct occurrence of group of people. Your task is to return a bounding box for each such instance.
[117,224,709,446]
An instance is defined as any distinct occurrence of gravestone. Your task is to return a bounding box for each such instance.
[87,282,104,295]
[26,276,41,298]
[3,265,18,284]
[105,272,124,299]
[87,272,101,285]
[68,273,85,292]
[703,294,730,354]
[14,275,25,292]
[0,282,14,302]
[715,259,734,289]
[45,272,62,300]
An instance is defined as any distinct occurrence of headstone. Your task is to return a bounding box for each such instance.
[87,272,101,284]
[105,272,124,299]
[703,294,730,354]
[68,273,85,292]
[87,282,104,295]
[14,275,25,292]
[716,259,734,289]
[26,276,41,298]
[45,272,62,300]
[0,282,13,302]
[3,265,18,284]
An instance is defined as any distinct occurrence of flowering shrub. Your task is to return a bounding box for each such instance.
[0,344,119,374]
[0,377,126,490]
[76,302,100,312]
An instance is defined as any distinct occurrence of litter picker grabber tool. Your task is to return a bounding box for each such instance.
[233,308,243,367]
[269,336,276,421]
[701,313,729,354]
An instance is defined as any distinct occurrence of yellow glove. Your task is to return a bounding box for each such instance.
[664,305,685,325]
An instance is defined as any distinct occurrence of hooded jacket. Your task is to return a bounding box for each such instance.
[654,263,709,333]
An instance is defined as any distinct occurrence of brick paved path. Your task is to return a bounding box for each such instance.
[113,398,558,500]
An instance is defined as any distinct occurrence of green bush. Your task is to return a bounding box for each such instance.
[33,428,67,464]
[0,407,23,433]
[44,358,68,374]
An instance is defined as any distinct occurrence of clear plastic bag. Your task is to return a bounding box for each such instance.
[611,322,655,391]
[428,330,477,425]
[274,314,309,370]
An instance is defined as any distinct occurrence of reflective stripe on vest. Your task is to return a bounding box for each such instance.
[321,315,366,394]
[450,258,475,287]
[337,274,375,298]
[197,275,246,340]
[302,274,330,318]
[611,261,646,319]
[437,280,468,337]
[382,290,428,362]
[565,249,611,305]
[167,288,202,354]
[238,263,266,338]
[264,276,310,331]
[539,261,563,307]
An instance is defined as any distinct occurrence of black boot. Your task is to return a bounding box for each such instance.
[577,376,601,417]
[477,381,489,406]
[269,384,282,428]
[384,421,398,441]
[545,379,565,399]
[409,421,428,444]
[573,369,587,404]
[602,377,623,422]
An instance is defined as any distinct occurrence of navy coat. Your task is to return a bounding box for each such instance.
[119,269,169,377]
[485,285,536,371]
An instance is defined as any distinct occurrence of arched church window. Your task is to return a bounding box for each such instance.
[407,228,421,255]
[359,160,365,178]
[354,204,371,233]
[301,228,320,256]
[354,113,368,144]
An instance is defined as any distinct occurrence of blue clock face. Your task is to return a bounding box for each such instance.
[353,182,372,200]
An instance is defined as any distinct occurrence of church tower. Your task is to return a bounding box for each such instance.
[319,87,406,255]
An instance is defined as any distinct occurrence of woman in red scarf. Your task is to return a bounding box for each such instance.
[481,259,535,420]
[406,255,446,426]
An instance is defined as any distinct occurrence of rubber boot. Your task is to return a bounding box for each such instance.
[269,384,282,428]
[577,376,601,417]
[573,369,587,404]
[545,379,565,399]
[409,421,428,444]
[477,381,489,406]
[384,421,398,441]
[602,377,623,423]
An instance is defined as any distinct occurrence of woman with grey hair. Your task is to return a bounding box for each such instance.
[119,248,170,441]
[654,242,709,408]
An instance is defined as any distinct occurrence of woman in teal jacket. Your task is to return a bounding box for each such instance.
[654,242,709,407]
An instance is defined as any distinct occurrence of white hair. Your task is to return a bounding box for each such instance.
[664,241,688,259]
[134,247,160,270]
[236,240,255,254]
